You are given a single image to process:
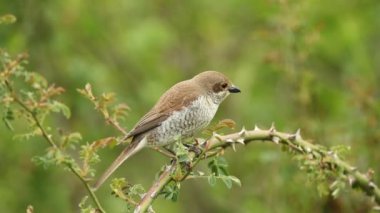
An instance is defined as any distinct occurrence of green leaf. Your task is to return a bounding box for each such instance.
[317,182,329,197]
[173,140,191,163]
[51,101,71,118]
[2,117,14,131]
[218,175,241,189]
[129,184,145,196]
[208,174,216,186]
[162,182,180,202]
[78,196,95,213]
[330,145,351,159]
[228,175,242,187]
[0,14,17,24]
[2,109,14,131]
[68,132,82,143]
[13,128,42,141]
[110,177,127,192]
[208,157,229,176]
[221,176,233,189]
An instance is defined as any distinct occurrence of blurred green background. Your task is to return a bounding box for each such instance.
[1,0,380,212]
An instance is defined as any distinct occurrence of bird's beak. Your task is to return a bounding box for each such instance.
[228,85,241,93]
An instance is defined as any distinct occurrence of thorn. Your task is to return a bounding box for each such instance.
[348,176,355,186]
[330,180,339,189]
[237,138,245,144]
[231,143,236,152]
[269,122,276,133]
[333,153,339,159]
[304,147,311,153]
[254,125,261,131]
[220,149,225,156]
[238,126,247,137]
[295,129,302,140]
[226,138,234,143]
[212,132,223,142]
[369,182,377,190]
[367,169,375,180]
[272,136,280,144]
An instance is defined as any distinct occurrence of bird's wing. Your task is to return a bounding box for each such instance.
[125,80,201,139]
[125,111,169,138]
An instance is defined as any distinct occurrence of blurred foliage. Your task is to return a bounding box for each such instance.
[1,0,380,212]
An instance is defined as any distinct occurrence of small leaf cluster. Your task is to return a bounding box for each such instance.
[161,181,181,202]
[110,178,145,211]
[207,157,241,189]
[78,83,129,134]
[286,136,352,197]
[0,50,106,212]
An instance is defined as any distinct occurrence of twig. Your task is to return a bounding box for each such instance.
[4,77,105,212]
[135,161,176,213]
[66,163,105,212]
[0,52,28,75]
[106,117,127,135]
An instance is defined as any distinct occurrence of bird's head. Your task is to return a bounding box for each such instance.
[192,71,240,104]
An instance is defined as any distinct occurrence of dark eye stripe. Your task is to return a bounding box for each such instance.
[212,82,227,93]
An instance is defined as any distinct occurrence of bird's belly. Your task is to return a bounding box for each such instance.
[147,96,218,147]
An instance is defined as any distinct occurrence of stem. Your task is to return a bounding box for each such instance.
[106,117,127,135]
[135,161,175,213]
[4,79,105,212]
[67,164,105,212]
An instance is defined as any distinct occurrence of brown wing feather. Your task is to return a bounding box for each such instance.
[125,79,202,139]
[125,112,169,138]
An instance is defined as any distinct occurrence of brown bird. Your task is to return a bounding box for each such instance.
[93,71,240,190]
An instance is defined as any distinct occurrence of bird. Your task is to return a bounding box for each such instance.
[93,71,240,190]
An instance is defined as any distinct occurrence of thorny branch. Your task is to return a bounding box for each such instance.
[135,125,380,212]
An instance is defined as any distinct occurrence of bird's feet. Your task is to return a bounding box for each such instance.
[184,143,202,157]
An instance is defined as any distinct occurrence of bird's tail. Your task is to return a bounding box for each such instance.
[93,137,146,190]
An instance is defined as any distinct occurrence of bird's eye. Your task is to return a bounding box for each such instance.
[221,83,228,89]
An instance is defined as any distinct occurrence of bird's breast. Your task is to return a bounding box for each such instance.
[147,95,219,146]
